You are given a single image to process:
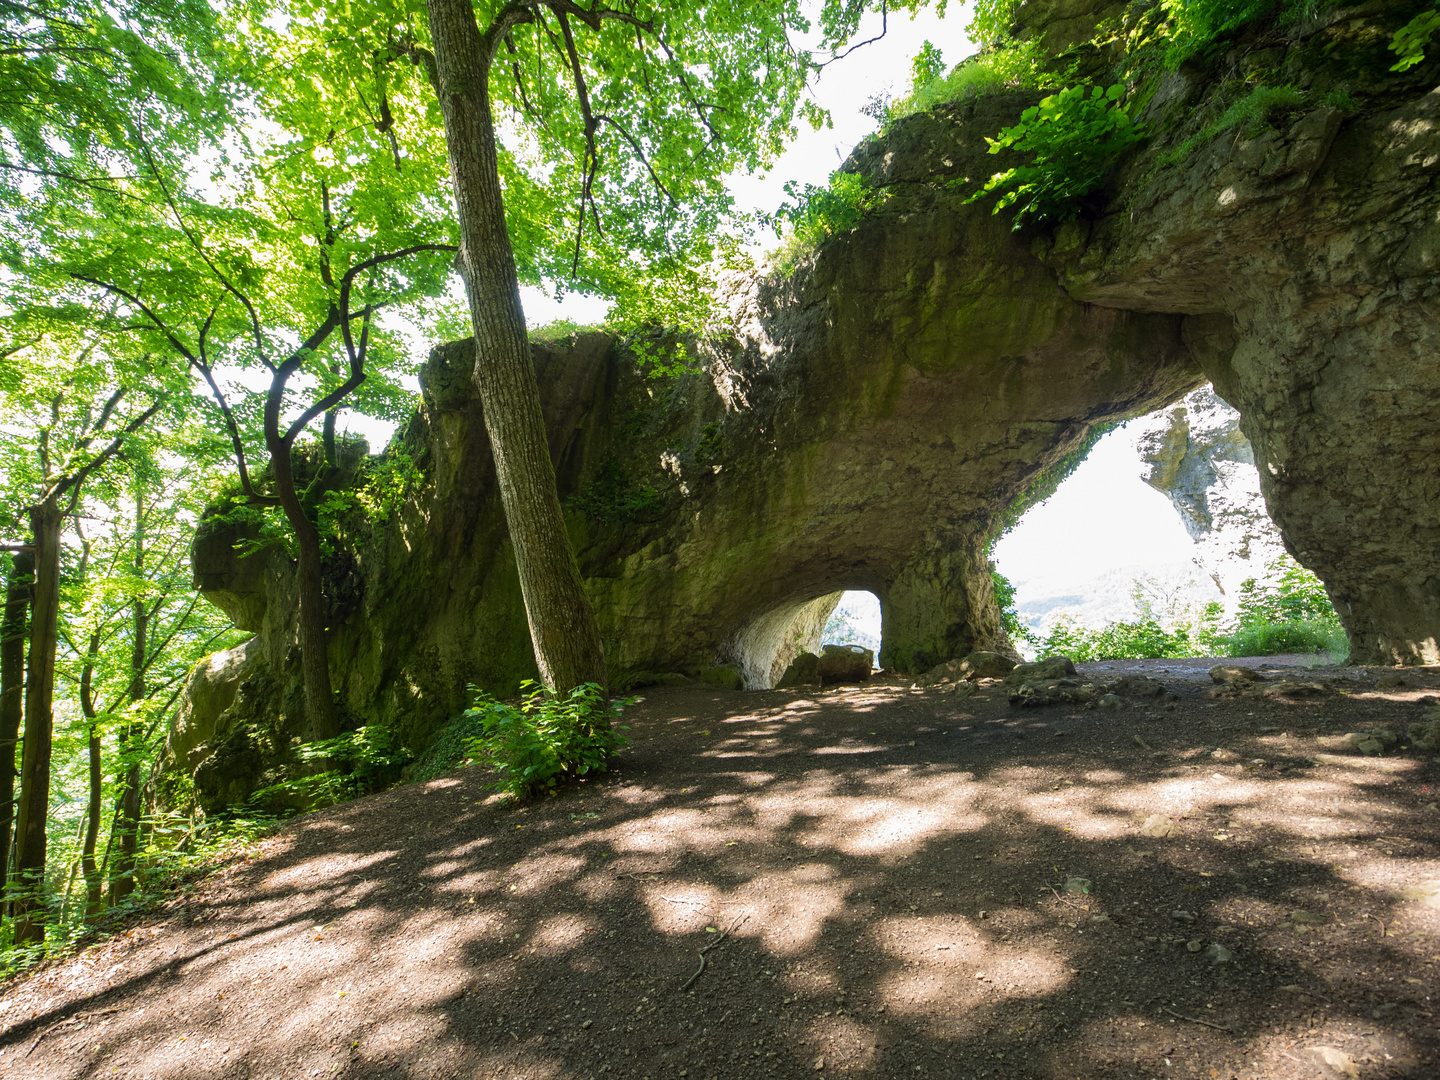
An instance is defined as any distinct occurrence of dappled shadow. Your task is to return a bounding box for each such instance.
[1,676,1437,1079]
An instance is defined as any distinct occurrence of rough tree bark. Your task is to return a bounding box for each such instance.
[79,630,104,918]
[12,498,63,942]
[266,429,340,740]
[112,490,146,901]
[0,549,32,897]
[425,0,607,693]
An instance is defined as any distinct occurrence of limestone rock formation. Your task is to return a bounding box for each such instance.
[1136,386,1286,606]
[817,644,874,685]
[171,1,1440,808]
[1027,2,1440,663]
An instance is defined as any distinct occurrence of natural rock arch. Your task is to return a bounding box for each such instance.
[175,4,1440,807]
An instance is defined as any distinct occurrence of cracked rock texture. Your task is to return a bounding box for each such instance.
[1135,386,1285,608]
[1032,2,1440,662]
[172,0,1440,807]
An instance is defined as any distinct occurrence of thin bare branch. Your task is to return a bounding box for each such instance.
[594,113,677,206]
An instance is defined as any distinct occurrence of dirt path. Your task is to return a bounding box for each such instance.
[2,660,1438,1080]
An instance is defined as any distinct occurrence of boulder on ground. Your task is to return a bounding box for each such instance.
[1209,664,1266,684]
[1113,674,1166,698]
[916,650,1017,687]
[1005,656,1078,683]
[777,650,821,688]
[818,644,872,684]
[697,664,744,690]
[1411,706,1440,751]
[1004,655,1094,707]
[1260,681,1332,701]
[1345,729,1397,756]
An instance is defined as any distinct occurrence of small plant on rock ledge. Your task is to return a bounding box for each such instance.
[969,83,1146,228]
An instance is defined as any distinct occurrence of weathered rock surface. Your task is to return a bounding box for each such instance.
[1029,2,1440,663]
[1005,655,1098,707]
[916,651,1017,686]
[173,1,1440,806]
[817,644,874,685]
[1136,386,1285,605]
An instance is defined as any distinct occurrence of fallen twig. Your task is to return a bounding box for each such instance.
[1162,1006,1231,1031]
[1048,886,1089,912]
[1134,735,1153,750]
[1366,913,1386,938]
[660,895,708,908]
[680,911,748,992]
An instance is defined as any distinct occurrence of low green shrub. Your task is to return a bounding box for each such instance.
[1022,557,1344,661]
[1035,615,1202,661]
[886,42,1047,122]
[1155,84,1306,168]
[764,172,882,273]
[465,682,631,800]
[1214,617,1346,657]
[409,709,489,783]
[249,724,412,810]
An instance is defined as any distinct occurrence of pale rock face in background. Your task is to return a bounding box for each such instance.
[1135,386,1286,614]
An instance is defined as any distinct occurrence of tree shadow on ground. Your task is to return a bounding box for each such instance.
[1,678,1437,1080]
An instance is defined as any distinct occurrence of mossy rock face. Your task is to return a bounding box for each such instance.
[169,4,1440,807]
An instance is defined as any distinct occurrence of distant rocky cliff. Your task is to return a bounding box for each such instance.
[170,0,1440,809]
[1136,387,1286,604]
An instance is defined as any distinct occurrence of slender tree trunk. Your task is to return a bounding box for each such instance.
[13,498,62,943]
[425,0,606,694]
[0,550,32,902]
[269,439,340,739]
[79,630,103,918]
[111,491,145,903]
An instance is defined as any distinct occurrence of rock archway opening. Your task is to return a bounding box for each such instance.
[823,591,882,664]
[991,387,1285,655]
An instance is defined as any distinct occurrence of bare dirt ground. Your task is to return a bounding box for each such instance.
[2,657,1438,1080]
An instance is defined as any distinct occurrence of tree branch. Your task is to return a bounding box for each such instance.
[284,243,457,444]
[594,113,677,207]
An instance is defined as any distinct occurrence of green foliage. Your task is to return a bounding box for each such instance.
[529,319,605,343]
[248,725,412,810]
[408,710,489,784]
[890,42,1047,120]
[464,682,631,800]
[1155,84,1307,167]
[910,40,947,92]
[992,570,1038,649]
[567,459,661,524]
[1390,3,1440,71]
[764,172,884,272]
[1216,617,1347,657]
[1035,615,1202,661]
[970,84,1146,227]
[1157,0,1284,68]
[1024,557,1344,661]
[968,0,1020,44]
[1234,556,1336,624]
[314,443,425,553]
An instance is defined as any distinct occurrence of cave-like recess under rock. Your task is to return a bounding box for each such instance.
[171,1,1440,810]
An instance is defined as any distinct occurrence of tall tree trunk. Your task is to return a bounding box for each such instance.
[111,490,145,903]
[78,630,103,917]
[269,440,340,739]
[0,550,32,900]
[13,498,62,943]
[425,0,606,694]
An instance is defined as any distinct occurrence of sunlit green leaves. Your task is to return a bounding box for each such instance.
[971,83,1145,228]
